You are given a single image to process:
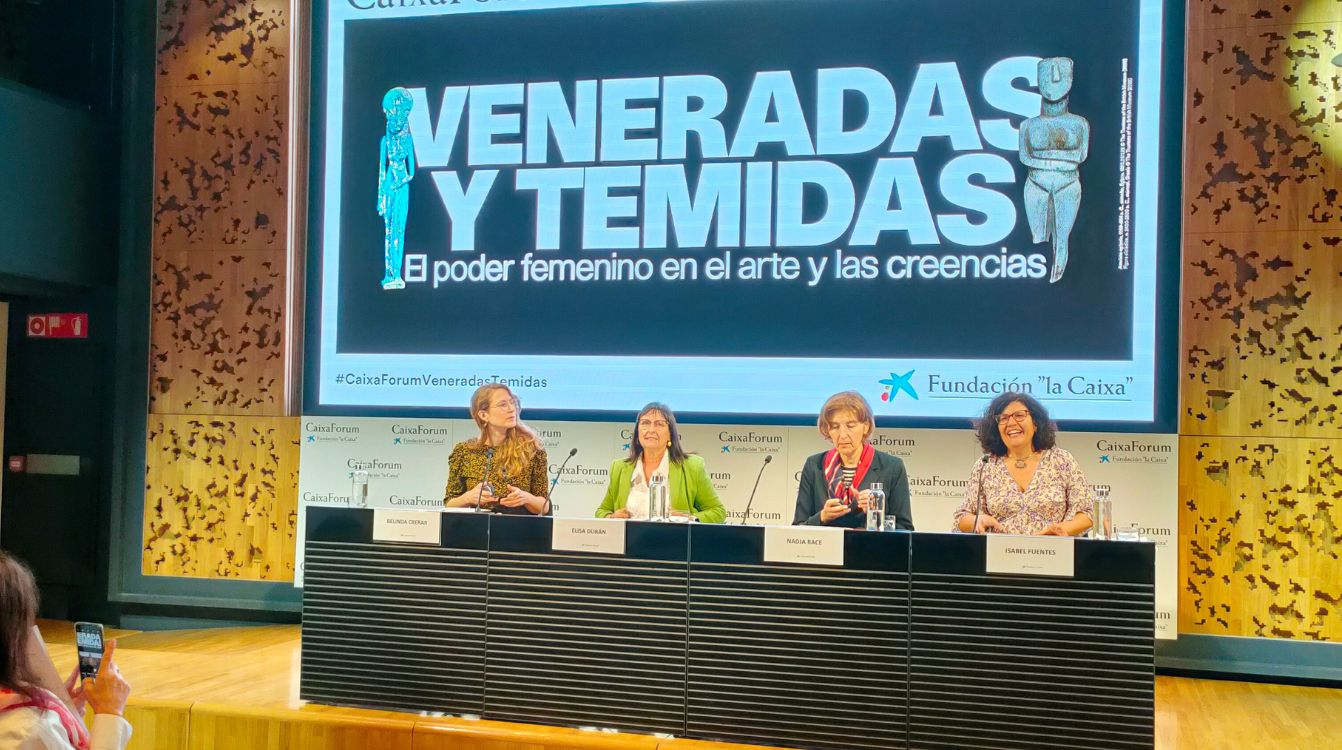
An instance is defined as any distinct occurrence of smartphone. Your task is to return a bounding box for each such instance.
[73,622,105,680]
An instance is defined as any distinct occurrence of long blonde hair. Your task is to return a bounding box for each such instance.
[469,383,541,479]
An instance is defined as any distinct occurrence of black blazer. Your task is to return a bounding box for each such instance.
[792,449,914,529]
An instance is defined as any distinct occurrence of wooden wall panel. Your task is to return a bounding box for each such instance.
[1181,230,1342,437]
[150,250,285,415]
[144,1,297,581]
[188,705,415,750]
[157,0,289,85]
[142,414,299,580]
[1184,18,1342,233]
[1179,436,1342,639]
[1179,0,1342,641]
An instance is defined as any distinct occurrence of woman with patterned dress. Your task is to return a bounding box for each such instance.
[443,384,550,515]
[954,392,1094,535]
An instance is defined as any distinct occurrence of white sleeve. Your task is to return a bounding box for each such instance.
[0,709,73,750]
[88,715,132,750]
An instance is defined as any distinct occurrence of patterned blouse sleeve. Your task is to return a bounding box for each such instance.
[952,457,986,529]
[1058,449,1095,521]
[529,447,551,500]
[444,443,464,502]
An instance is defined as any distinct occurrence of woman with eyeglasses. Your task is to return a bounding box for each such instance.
[444,383,551,514]
[954,391,1094,535]
[595,403,726,523]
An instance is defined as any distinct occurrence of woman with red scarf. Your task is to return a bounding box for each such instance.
[793,391,914,529]
[0,553,131,750]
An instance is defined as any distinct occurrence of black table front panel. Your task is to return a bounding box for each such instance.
[483,516,689,735]
[907,534,1155,750]
[300,540,487,715]
[299,512,1154,750]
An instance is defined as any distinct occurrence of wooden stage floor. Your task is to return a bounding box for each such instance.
[35,620,1342,750]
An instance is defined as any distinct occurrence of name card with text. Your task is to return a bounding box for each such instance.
[986,535,1075,577]
[552,518,627,555]
[763,526,846,566]
[373,510,442,545]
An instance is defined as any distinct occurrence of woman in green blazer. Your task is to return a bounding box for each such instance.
[596,403,727,523]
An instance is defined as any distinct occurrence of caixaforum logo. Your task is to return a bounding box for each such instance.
[390,423,450,446]
[718,430,784,455]
[305,421,361,444]
[870,433,916,457]
[1095,439,1173,465]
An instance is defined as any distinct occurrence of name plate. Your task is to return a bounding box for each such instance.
[986,535,1075,577]
[763,526,845,566]
[552,518,627,555]
[373,509,442,545]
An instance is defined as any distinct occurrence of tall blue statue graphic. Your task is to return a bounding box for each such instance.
[1019,58,1089,283]
[378,87,415,290]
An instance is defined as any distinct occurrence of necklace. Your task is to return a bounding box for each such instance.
[1010,452,1037,469]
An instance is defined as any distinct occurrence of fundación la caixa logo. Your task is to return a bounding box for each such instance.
[1095,439,1173,465]
[878,370,918,402]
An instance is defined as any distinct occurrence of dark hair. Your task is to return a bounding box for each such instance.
[974,391,1057,456]
[0,552,40,699]
[625,403,689,465]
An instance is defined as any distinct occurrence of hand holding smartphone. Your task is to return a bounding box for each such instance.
[74,622,105,680]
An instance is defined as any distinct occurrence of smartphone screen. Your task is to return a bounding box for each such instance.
[73,622,104,680]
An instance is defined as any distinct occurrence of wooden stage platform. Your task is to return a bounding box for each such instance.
[35,620,1342,750]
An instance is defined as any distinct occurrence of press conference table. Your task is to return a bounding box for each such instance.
[300,508,1155,750]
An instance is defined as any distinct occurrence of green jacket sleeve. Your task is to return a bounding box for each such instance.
[684,456,726,524]
[596,460,627,517]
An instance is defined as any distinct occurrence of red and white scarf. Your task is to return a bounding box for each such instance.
[823,444,875,505]
[0,686,90,750]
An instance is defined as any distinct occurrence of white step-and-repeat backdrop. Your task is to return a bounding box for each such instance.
[297,417,1177,638]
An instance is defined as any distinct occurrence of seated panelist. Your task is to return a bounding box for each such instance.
[954,391,1094,535]
[444,384,550,515]
[596,403,726,523]
[793,391,913,529]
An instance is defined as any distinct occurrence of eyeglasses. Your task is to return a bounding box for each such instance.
[490,398,520,410]
[998,411,1031,425]
[638,419,670,429]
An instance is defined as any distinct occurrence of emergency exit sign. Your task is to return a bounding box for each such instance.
[26,313,88,339]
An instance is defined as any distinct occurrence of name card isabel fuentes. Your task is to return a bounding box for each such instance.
[552,518,627,555]
[985,535,1076,577]
[763,526,845,566]
[372,509,442,545]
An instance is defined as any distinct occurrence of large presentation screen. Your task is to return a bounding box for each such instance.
[307,0,1179,426]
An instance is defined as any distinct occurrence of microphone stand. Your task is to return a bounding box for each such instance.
[740,454,772,525]
[974,453,989,533]
[547,448,578,516]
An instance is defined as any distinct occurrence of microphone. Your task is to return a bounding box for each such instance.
[973,453,990,533]
[739,454,773,525]
[547,448,578,515]
[476,448,495,511]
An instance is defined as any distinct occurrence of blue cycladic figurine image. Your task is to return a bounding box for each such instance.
[1019,58,1089,283]
[379,87,415,290]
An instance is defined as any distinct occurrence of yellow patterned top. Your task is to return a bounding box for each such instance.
[443,440,549,515]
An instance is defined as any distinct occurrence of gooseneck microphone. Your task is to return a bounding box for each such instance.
[739,454,773,525]
[547,448,578,515]
[476,448,495,511]
[973,453,990,533]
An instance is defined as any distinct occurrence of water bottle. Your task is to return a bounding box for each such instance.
[866,482,886,531]
[648,475,668,521]
[350,470,369,508]
[1091,486,1113,540]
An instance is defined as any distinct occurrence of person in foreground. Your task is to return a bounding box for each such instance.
[794,391,913,529]
[954,391,1094,535]
[0,552,131,750]
[444,384,551,514]
[596,403,726,523]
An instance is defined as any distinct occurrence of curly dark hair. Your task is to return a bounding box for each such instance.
[974,391,1057,456]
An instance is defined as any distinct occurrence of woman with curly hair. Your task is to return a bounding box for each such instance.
[954,391,1094,536]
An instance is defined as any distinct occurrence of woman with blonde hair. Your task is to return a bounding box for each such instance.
[444,384,551,514]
